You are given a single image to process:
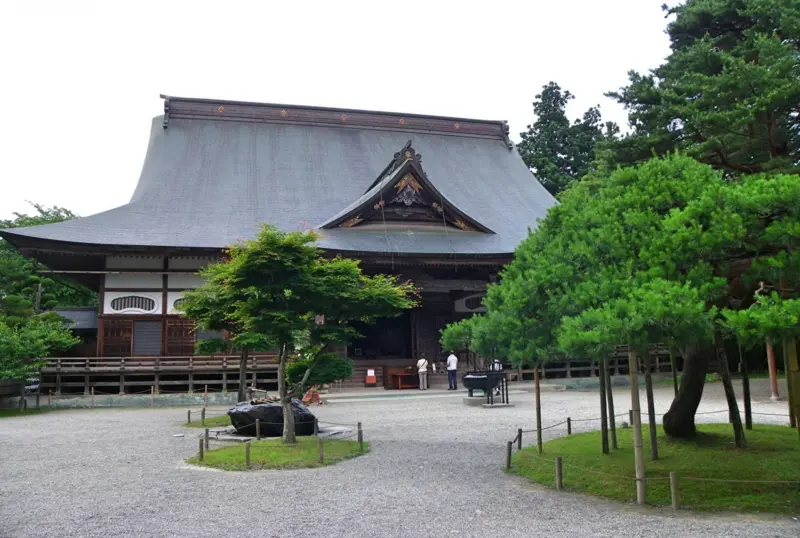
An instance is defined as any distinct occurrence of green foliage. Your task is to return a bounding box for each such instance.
[0,203,96,310]
[439,317,473,353]
[604,0,800,175]
[0,314,78,380]
[286,352,353,387]
[517,81,616,196]
[721,293,800,348]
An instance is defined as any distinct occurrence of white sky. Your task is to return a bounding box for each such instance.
[1,0,675,220]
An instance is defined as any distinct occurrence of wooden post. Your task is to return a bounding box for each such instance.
[313,418,319,436]
[198,438,204,461]
[644,354,659,461]
[670,472,679,510]
[204,428,209,451]
[739,341,752,430]
[187,410,192,424]
[555,456,563,490]
[604,357,617,450]
[150,386,155,408]
[567,417,572,435]
[628,348,646,505]
[534,367,543,455]
[204,385,208,408]
[517,428,523,450]
[318,437,324,464]
[91,386,95,408]
[766,339,780,401]
[245,441,251,469]
[506,441,512,470]
[48,390,52,408]
[599,357,609,455]
[358,422,364,453]
[201,407,206,426]
[784,337,798,430]
[256,419,261,440]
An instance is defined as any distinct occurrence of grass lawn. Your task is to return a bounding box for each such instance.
[0,408,53,418]
[187,436,368,470]
[510,424,800,514]
[183,414,231,428]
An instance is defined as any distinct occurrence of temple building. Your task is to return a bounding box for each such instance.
[1,95,557,394]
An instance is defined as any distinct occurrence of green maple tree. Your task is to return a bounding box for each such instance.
[180,225,417,443]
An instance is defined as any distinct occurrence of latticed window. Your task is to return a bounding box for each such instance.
[109,295,156,312]
[166,318,196,356]
[102,319,133,356]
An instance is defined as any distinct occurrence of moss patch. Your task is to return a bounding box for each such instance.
[510,424,800,514]
[188,436,368,470]
[0,408,53,418]
[183,414,231,428]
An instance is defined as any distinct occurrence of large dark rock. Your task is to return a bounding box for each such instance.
[227,399,317,437]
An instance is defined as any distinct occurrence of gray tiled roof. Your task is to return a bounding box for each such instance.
[1,103,557,255]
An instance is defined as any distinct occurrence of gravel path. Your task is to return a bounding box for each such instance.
[0,380,797,538]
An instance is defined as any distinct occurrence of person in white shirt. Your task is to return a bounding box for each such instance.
[446,351,459,390]
[416,355,429,390]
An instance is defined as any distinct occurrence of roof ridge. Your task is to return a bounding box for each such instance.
[161,94,512,145]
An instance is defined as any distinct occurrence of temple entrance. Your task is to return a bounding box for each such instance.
[348,311,411,359]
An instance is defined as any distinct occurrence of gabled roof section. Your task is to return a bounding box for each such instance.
[319,141,494,233]
[0,94,559,256]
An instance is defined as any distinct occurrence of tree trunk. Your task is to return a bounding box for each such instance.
[644,353,658,460]
[604,356,617,450]
[766,339,780,401]
[534,367,542,454]
[738,341,752,430]
[669,346,679,397]
[598,358,609,454]
[628,348,646,505]
[237,349,249,403]
[277,346,296,444]
[716,332,746,448]
[663,347,709,438]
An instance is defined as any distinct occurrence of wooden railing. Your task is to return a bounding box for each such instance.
[42,355,279,373]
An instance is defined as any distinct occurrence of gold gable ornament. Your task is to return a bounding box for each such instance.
[340,215,363,228]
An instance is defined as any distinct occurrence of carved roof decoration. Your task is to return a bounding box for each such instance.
[319,141,494,233]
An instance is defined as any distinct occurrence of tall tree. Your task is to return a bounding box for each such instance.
[605,0,800,174]
[181,225,417,444]
[446,154,799,444]
[517,82,613,196]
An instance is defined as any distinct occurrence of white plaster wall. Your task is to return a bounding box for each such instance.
[105,273,162,289]
[168,257,215,270]
[168,274,204,289]
[103,291,163,315]
[106,255,163,270]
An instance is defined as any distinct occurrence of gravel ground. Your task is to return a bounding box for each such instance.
[0,379,797,538]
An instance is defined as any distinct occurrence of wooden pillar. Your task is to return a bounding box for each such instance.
[84,374,90,396]
[766,339,780,401]
[188,372,194,393]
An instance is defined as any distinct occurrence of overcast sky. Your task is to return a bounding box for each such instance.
[1,0,675,220]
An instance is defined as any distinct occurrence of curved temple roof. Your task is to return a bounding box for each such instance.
[1,96,557,256]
